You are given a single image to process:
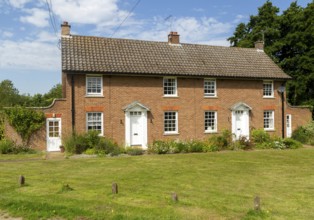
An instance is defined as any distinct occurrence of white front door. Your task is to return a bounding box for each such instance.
[232,110,249,140]
[130,111,143,145]
[286,114,292,138]
[46,118,62,151]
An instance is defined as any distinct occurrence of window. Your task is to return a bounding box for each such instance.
[204,79,216,97]
[263,81,273,97]
[164,111,178,134]
[86,112,103,135]
[264,110,274,130]
[163,77,177,96]
[205,111,217,132]
[86,76,103,96]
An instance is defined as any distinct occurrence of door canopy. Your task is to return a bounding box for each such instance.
[123,101,150,112]
[230,102,252,111]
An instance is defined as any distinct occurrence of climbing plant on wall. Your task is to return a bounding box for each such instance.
[4,107,45,145]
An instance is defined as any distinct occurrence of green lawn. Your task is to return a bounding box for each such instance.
[1,149,314,220]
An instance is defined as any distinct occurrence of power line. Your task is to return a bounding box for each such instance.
[110,0,141,38]
[45,0,60,50]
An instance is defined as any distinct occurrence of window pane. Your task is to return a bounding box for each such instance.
[204,79,216,96]
[87,112,103,134]
[263,81,273,97]
[163,78,177,95]
[87,77,102,95]
[264,111,274,129]
[205,111,217,131]
[164,112,177,132]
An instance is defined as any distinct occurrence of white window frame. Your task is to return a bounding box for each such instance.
[86,112,103,135]
[86,75,103,96]
[264,110,275,131]
[163,77,177,97]
[263,80,274,98]
[204,79,217,97]
[164,111,178,134]
[205,111,217,133]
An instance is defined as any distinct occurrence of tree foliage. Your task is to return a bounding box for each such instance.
[4,107,45,145]
[228,1,314,114]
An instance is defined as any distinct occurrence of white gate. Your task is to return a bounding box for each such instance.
[286,114,292,138]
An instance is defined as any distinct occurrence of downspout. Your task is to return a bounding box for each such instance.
[281,91,285,139]
[71,74,75,133]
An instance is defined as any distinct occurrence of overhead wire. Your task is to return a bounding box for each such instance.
[45,0,61,50]
[110,0,141,38]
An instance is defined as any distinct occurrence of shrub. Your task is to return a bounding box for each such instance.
[292,121,314,145]
[236,136,254,150]
[0,139,36,154]
[0,139,15,154]
[282,138,303,149]
[251,129,271,144]
[188,140,206,153]
[96,137,121,155]
[207,130,233,151]
[148,140,171,154]
[126,147,144,156]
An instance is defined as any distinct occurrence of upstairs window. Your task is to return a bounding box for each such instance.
[163,77,177,96]
[164,111,178,134]
[86,76,103,96]
[86,112,103,135]
[204,79,216,97]
[205,111,217,132]
[264,110,274,130]
[263,81,274,98]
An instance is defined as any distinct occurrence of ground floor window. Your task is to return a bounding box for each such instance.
[164,111,178,134]
[205,111,217,132]
[264,110,274,130]
[86,112,103,135]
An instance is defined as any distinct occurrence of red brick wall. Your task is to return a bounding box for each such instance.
[6,74,311,150]
[61,74,309,146]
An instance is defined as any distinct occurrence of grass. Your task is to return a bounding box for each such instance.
[1,149,314,219]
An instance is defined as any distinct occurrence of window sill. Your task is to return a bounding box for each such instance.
[263,96,275,99]
[204,96,218,99]
[204,131,218,134]
[264,129,275,132]
[163,132,179,136]
[85,95,104,98]
[163,95,179,98]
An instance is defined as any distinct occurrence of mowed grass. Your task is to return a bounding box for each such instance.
[1,149,314,220]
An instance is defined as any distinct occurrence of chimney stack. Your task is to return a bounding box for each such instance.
[61,21,71,36]
[254,41,264,51]
[168,31,180,44]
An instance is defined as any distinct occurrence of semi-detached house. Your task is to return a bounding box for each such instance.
[9,22,311,151]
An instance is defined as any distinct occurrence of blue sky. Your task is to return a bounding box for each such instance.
[0,0,312,95]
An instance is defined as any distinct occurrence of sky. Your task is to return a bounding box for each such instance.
[0,0,312,95]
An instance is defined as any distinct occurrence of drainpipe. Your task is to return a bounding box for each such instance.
[71,74,75,133]
[278,84,286,139]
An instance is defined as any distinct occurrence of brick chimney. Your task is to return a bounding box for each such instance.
[254,41,264,51]
[61,21,71,36]
[168,31,180,44]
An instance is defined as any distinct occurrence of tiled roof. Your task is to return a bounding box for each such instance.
[61,35,291,79]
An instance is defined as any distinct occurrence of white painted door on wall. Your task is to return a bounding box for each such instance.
[46,118,62,151]
[130,112,142,146]
[286,114,292,138]
[232,110,250,140]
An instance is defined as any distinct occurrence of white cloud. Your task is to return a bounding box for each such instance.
[0,39,60,71]
[1,31,14,38]
[8,0,32,8]
[20,8,49,27]
[52,0,129,26]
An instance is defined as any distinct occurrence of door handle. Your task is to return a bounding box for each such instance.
[134,133,138,135]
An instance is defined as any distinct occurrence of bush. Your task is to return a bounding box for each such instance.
[126,147,144,156]
[251,129,271,144]
[188,140,206,153]
[148,140,171,154]
[0,139,15,154]
[292,121,314,145]
[282,138,303,149]
[0,139,36,154]
[64,131,121,155]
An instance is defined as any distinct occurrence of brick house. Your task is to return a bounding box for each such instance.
[7,22,312,151]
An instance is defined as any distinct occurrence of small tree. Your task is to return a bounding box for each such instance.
[5,107,45,145]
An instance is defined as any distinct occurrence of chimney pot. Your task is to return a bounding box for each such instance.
[61,21,71,36]
[168,31,180,44]
[254,41,264,51]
